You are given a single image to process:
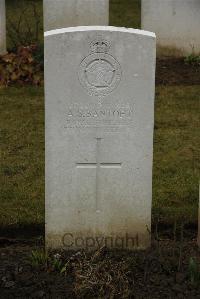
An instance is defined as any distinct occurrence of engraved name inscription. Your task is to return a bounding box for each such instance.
[64,104,134,129]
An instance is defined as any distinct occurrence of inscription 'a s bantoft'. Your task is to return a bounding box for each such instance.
[78,38,122,97]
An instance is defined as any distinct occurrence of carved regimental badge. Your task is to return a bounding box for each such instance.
[78,38,122,97]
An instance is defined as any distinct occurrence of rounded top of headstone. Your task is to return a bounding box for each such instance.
[44,26,156,39]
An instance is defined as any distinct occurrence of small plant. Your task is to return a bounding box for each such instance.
[32,42,44,67]
[29,251,68,274]
[30,249,48,269]
[188,257,200,286]
[0,45,43,86]
[184,54,200,66]
[51,253,67,274]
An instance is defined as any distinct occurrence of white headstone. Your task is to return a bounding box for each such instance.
[45,26,156,250]
[142,0,200,56]
[43,0,109,31]
[0,0,6,55]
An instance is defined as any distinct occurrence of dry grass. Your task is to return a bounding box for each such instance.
[72,249,131,298]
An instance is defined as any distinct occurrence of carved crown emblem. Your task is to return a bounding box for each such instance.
[90,39,110,53]
[78,37,121,98]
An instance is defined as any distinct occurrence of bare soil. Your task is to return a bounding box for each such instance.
[156,58,200,85]
[0,230,200,299]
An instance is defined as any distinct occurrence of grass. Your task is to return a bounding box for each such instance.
[110,0,141,28]
[0,87,44,230]
[0,86,199,230]
[153,86,200,224]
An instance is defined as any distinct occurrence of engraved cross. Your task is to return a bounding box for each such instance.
[76,138,122,211]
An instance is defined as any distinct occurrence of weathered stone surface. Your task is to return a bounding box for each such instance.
[142,0,200,56]
[0,0,6,55]
[43,0,109,31]
[45,26,156,250]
